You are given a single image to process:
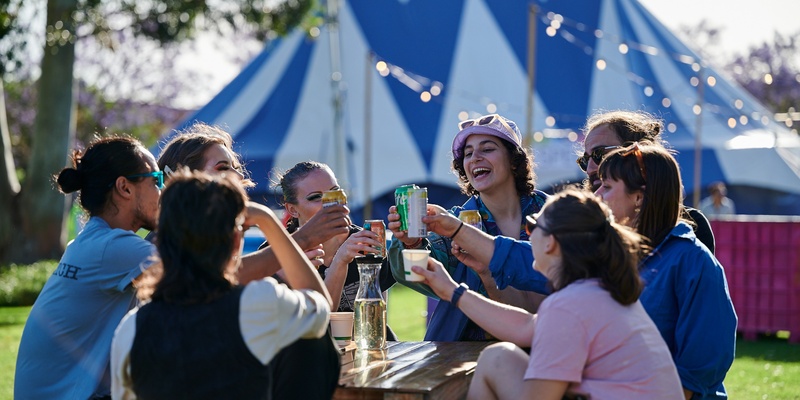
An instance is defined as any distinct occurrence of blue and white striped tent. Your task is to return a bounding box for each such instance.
[167,0,800,216]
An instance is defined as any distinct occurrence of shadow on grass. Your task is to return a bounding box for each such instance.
[736,333,800,363]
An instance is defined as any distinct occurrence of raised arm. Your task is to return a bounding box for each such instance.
[423,204,545,312]
[243,202,332,307]
[324,229,382,310]
[413,258,536,347]
[237,204,350,284]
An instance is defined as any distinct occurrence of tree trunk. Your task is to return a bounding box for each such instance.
[3,0,78,263]
[0,80,22,262]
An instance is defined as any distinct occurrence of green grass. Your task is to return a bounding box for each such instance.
[725,332,800,399]
[387,285,428,341]
[0,306,30,399]
[3,287,800,398]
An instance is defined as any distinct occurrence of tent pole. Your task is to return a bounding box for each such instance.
[327,0,348,190]
[525,4,537,148]
[693,68,705,208]
[364,52,373,219]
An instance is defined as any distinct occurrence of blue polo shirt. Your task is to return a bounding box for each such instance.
[15,217,155,399]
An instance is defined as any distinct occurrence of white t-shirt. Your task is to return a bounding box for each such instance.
[525,279,683,399]
[111,278,330,400]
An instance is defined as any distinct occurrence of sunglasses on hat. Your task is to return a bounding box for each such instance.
[459,114,516,137]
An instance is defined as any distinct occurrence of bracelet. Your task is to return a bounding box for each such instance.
[450,221,464,239]
[450,283,469,307]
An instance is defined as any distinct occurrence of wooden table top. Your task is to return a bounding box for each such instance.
[334,341,493,400]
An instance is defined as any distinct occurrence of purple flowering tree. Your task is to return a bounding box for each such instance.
[680,21,800,115]
[725,32,800,114]
[0,0,314,264]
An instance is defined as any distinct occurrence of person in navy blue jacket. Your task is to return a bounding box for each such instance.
[387,114,549,341]
[594,143,736,399]
[421,143,737,399]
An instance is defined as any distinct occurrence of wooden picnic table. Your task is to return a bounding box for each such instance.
[334,341,493,400]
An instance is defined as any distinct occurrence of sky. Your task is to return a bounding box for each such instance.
[180,0,800,109]
[638,0,800,58]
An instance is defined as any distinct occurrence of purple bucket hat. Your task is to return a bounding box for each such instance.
[452,114,523,159]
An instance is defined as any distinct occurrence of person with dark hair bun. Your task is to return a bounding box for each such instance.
[15,136,161,400]
[111,171,338,400]
[416,189,682,399]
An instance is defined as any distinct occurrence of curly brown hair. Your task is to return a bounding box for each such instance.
[451,139,536,197]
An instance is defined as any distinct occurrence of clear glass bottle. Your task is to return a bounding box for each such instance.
[353,254,387,350]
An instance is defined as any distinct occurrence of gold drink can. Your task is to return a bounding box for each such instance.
[459,210,483,231]
[364,219,386,258]
[322,189,347,207]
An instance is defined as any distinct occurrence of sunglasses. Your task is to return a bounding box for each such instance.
[621,143,647,182]
[125,171,165,190]
[576,146,623,171]
[459,114,516,137]
[525,213,550,236]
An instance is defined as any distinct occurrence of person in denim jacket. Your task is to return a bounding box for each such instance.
[387,114,549,341]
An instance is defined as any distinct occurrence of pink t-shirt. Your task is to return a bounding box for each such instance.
[525,279,683,399]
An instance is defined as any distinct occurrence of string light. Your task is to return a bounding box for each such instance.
[366,4,782,134]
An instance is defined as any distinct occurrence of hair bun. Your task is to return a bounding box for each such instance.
[56,168,85,193]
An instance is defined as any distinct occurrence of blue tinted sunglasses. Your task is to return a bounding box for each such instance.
[125,171,164,189]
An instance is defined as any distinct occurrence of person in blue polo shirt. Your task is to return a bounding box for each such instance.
[15,136,161,399]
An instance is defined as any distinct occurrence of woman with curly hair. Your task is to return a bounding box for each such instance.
[387,114,550,341]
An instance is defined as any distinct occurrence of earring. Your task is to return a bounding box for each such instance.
[634,207,641,214]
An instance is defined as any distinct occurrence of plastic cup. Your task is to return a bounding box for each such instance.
[401,249,429,282]
[330,312,354,346]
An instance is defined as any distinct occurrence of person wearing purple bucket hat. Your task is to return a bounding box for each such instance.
[386,114,551,342]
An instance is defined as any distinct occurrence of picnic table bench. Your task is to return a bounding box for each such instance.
[334,341,493,400]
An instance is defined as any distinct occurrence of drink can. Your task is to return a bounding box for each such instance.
[394,184,416,231]
[459,210,483,231]
[322,189,347,207]
[364,219,386,258]
[406,187,428,238]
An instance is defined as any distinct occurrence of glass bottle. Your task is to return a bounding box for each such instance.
[353,254,387,350]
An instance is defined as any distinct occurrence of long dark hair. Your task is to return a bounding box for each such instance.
[55,136,150,216]
[598,144,682,247]
[149,170,247,305]
[451,139,536,197]
[274,161,331,232]
[158,122,254,187]
[539,189,644,305]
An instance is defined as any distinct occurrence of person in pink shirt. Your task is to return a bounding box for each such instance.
[416,189,682,400]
